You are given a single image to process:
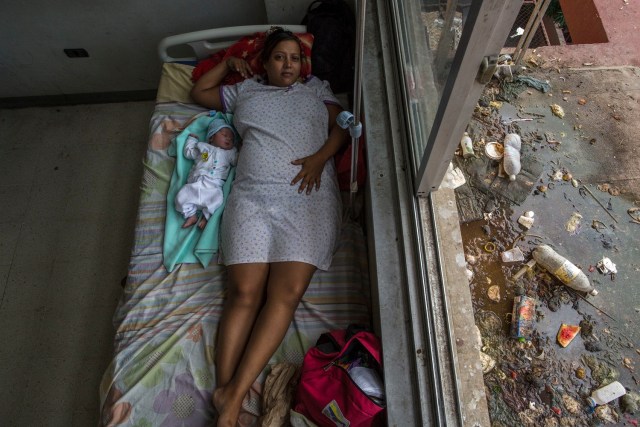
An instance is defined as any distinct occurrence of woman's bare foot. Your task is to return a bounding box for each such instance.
[182,215,198,228]
[213,386,243,427]
[198,217,208,230]
[212,387,224,418]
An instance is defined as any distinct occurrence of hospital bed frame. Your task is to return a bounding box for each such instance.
[158,24,307,63]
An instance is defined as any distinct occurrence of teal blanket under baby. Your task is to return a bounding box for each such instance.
[163,112,236,272]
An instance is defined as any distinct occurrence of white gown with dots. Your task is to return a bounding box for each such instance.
[220,76,342,270]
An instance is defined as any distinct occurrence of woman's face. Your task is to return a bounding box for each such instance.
[263,40,302,87]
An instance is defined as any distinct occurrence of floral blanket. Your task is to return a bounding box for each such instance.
[99,100,371,427]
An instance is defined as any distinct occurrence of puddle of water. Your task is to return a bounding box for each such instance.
[461,193,639,426]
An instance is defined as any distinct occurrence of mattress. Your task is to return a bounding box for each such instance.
[98,63,371,426]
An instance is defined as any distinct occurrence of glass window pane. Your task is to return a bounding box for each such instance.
[391,0,468,175]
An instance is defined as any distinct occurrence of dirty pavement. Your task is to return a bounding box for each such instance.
[452,58,640,426]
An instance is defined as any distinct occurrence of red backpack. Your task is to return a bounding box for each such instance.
[293,325,386,426]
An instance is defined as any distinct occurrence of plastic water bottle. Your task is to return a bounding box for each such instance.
[587,381,626,408]
[532,245,598,296]
[460,132,474,158]
[503,133,521,181]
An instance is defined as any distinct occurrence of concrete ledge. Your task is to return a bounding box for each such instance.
[428,188,491,427]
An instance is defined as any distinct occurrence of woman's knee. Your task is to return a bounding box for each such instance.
[226,264,269,308]
[271,282,308,308]
[266,262,316,308]
[226,284,263,309]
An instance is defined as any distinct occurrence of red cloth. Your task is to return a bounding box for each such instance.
[191,32,314,84]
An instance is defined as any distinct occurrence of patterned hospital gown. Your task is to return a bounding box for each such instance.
[220,76,342,270]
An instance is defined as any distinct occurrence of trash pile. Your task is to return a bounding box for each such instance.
[465,210,638,426]
[455,66,639,426]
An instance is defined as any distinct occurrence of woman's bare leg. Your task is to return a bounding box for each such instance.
[215,261,316,427]
[215,263,269,389]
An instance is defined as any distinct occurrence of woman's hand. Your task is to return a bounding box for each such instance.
[226,57,253,79]
[291,152,329,195]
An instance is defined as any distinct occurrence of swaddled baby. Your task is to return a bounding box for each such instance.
[175,118,239,229]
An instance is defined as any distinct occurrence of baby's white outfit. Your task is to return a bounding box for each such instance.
[175,135,238,220]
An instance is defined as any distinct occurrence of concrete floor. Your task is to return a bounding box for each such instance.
[0,101,154,426]
[455,0,640,421]
[456,64,640,425]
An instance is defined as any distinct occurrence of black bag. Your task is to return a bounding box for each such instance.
[302,0,356,94]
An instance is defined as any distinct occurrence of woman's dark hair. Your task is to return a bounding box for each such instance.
[260,26,304,63]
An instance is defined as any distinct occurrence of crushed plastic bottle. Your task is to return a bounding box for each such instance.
[532,245,598,295]
[587,381,627,408]
[460,132,474,158]
[502,133,521,181]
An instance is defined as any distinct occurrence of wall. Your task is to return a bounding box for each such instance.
[535,0,639,67]
[264,0,356,28]
[559,0,608,44]
[0,0,267,98]
[264,0,310,24]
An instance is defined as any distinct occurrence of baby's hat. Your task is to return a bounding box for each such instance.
[207,118,239,145]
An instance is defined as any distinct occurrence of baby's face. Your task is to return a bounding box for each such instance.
[210,128,235,150]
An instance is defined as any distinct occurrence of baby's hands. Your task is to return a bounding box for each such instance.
[226,57,253,79]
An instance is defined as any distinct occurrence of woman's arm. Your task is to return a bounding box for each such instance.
[317,104,349,161]
[291,103,349,194]
[190,57,252,110]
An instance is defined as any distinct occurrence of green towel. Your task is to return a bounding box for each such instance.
[163,112,236,272]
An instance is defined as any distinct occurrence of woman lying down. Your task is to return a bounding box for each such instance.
[190,26,349,426]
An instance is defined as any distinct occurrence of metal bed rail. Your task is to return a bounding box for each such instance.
[158,24,307,63]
